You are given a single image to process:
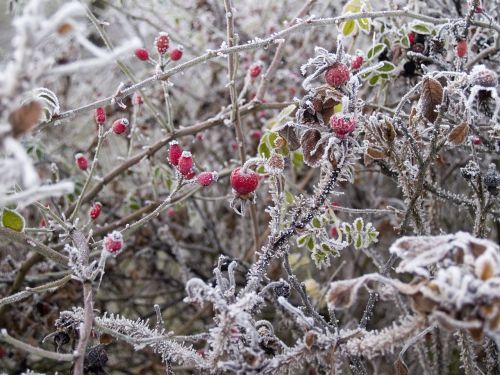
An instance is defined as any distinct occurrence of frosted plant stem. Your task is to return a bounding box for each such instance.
[0,329,75,362]
[69,124,107,223]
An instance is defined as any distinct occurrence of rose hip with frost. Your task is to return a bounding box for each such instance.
[170,47,183,61]
[155,32,169,55]
[249,63,262,78]
[197,171,218,187]
[112,118,129,135]
[104,231,124,256]
[456,40,468,58]
[324,63,350,87]
[134,48,149,61]
[351,56,363,70]
[75,153,89,171]
[330,115,356,139]
[178,151,193,176]
[230,167,259,196]
[89,202,102,220]
[168,141,182,166]
[95,107,106,124]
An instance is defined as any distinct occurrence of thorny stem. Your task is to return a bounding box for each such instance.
[69,124,107,222]
[71,230,94,375]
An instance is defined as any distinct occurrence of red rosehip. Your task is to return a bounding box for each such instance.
[155,32,169,55]
[408,32,416,46]
[330,115,356,139]
[170,47,183,61]
[249,63,262,78]
[95,107,106,124]
[75,153,89,171]
[135,48,149,61]
[472,136,482,145]
[168,141,183,166]
[104,231,124,256]
[197,171,218,187]
[324,63,350,87]
[166,207,176,218]
[456,40,468,58]
[330,226,338,237]
[185,169,196,180]
[133,94,143,106]
[351,55,363,70]
[89,202,102,220]
[112,118,129,135]
[250,129,262,141]
[230,167,259,196]
[178,151,193,176]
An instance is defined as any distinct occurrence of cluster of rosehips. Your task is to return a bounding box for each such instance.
[168,141,218,187]
[134,32,183,63]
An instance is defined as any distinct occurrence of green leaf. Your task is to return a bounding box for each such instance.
[354,233,363,249]
[307,237,315,251]
[275,104,296,126]
[343,0,362,13]
[354,217,364,232]
[312,217,322,228]
[341,20,356,36]
[367,43,385,60]
[400,35,410,49]
[291,151,303,169]
[257,142,270,159]
[285,191,294,205]
[368,75,380,86]
[321,243,332,253]
[256,165,266,174]
[410,22,434,35]
[297,234,309,247]
[377,61,396,72]
[2,208,25,232]
[357,18,370,33]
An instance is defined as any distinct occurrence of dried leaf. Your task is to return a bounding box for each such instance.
[384,119,396,143]
[327,279,362,310]
[447,123,469,146]
[301,129,325,167]
[419,78,443,123]
[366,147,386,160]
[276,122,300,151]
[394,358,409,375]
[409,106,417,127]
[8,100,43,138]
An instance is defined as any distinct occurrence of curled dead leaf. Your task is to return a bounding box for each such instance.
[447,123,469,146]
[366,147,386,160]
[419,78,443,123]
[8,100,43,138]
[276,122,300,151]
[384,119,396,143]
[301,129,325,167]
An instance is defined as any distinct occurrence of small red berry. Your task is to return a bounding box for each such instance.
[185,169,196,180]
[104,231,124,256]
[472,136,482,145]
[155,32,169,55]
[89,202,102,220]
[112,118,129,135]
[166,207,176,218]
[133,94,143,106]
[178,151,194,176]
[351,55,363,70]
[330,115,356,139]
[249,63,262,78]
[330,226,338,237]
[324,63,350,87]
[75,153,89,171]
[230,167,259,196]
[170,47,183,61]
[456,40,468,58]
[135,48,149,61]
[95,107,106,124]
[408,32,416,46]
[168,141,183,166]
[197,171,218,187]
[250,129,262,141]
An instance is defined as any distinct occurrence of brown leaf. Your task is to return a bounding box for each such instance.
[419,78,443,123]
[394,358,409,375]
[447,123,469,146]
[409,106,417,127]
[8,100,42,138]
[384,119,396,143]
[301,129,325,167]
[276,122,300,151]
[366,147,386,160]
